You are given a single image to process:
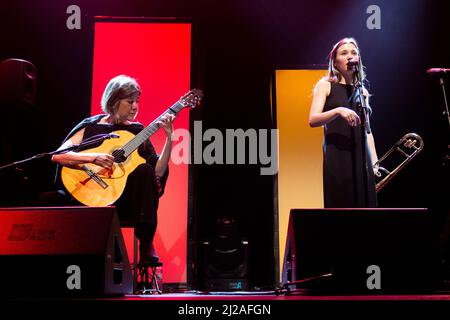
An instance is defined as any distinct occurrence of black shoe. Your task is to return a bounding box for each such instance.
[139,242,159,264]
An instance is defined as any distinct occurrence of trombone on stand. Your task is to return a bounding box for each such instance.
[374,133,424,192]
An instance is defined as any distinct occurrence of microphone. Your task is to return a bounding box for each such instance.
[347,60,359,67]
[427,68,450,74]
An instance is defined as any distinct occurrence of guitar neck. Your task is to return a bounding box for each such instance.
[122,101,184,157]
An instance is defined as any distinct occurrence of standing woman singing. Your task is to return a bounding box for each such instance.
[309,37,378,207]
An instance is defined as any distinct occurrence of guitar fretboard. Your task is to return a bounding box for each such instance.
[122,100,185,157]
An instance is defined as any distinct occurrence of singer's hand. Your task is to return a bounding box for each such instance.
[92,153,114,169]
[373,163,380,177]
[338,107,360,127]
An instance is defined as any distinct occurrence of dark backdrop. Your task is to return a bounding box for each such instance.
[0,0,449,289]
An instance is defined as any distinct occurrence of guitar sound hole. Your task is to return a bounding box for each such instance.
[112,149,126,163]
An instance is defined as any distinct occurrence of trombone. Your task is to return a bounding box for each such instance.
[374,133,424,192]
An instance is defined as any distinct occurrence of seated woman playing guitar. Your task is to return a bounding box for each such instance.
[51,75,175,264]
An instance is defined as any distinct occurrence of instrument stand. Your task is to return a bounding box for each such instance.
[349,65,372,206]
[438,77,450,129]
[438,77,450,166]
[0,133,118,172]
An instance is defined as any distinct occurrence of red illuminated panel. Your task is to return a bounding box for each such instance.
[91,20,191,284]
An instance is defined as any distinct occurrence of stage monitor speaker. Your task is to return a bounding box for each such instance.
[200,217,249,291]
[282,208,444,293]
[0,206,132,298]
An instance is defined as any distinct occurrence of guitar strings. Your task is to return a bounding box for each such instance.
[121,101,183,156]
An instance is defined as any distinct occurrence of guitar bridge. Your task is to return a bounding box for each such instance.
[81,165,109,189]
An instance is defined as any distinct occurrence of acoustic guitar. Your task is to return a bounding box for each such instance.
[61,89,202,206]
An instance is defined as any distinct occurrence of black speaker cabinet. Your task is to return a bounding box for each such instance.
[282,208,444,293]
[199,217,249,291]
[201,239,249,291]
[0,206,132,298]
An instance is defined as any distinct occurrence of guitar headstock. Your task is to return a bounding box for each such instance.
[179,89,203,109]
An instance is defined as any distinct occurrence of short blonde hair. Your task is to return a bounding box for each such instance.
[100,75,141,115]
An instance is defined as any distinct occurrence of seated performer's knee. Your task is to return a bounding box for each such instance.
[132,163,156,179]
[127,164,158,193]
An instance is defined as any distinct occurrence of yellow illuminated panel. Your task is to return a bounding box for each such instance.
[275,69,326,279]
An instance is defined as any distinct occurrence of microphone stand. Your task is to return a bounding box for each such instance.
[438,76,450,166]
[0,133,116,172]
[349,64,372,206]
[439,77,450,128]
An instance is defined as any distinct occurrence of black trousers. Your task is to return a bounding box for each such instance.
[115,163,159,245]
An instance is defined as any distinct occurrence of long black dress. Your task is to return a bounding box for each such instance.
[322,82,377,208]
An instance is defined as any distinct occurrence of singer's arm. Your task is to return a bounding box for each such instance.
[309,79,361,127]
[51,128,115,169]
[367,132,379,173]
[309,79,336,127]
[363,90,379,174]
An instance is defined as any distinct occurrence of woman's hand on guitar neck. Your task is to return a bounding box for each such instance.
[155,114,176,177]
[158,114,176,139]
[92,153,115,169]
